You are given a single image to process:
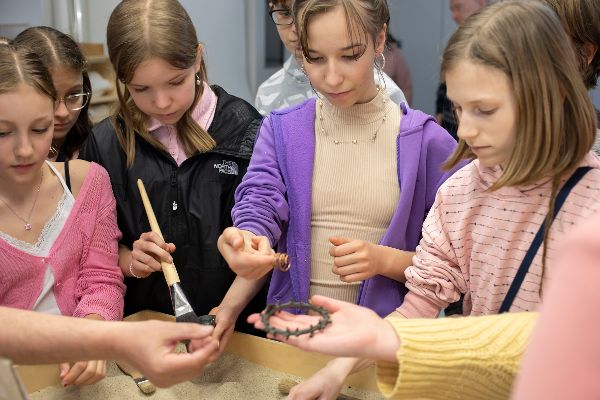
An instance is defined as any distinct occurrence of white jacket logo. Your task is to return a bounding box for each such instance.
[214,160,238,175]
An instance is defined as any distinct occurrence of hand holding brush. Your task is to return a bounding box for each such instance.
[136,179,200,329]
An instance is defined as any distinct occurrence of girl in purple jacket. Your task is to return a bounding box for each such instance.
[219,0,461,397]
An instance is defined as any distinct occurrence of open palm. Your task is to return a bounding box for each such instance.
[248,295,396,359]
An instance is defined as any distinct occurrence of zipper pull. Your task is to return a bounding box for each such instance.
[172,201,178,211]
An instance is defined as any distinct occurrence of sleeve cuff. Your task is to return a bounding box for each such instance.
[376,313,538,399]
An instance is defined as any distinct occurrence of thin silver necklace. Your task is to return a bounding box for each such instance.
[0,166,44,231]
[318,87,388,145]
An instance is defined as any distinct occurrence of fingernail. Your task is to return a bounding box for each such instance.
[168,257,173,263]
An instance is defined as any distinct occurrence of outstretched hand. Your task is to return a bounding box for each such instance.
[248,295,400,361]
[218,227,276,280]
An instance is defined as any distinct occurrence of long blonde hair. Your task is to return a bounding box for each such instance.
[106,0,214,166]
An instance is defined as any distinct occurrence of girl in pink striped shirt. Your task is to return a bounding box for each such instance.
[396,1,600,319]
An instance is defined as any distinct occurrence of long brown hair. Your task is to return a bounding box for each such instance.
[106,0,214,167]
[0,43,56,102]
[541,0,600,89]
[441,1,597,291]
[293,0,389,62]
[13,26,92,160]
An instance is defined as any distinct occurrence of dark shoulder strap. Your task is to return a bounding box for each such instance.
[56,149,67,162]
[64,160,72,193]
[499,166,593,313]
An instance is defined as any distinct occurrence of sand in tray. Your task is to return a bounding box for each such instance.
[28,353,385,400]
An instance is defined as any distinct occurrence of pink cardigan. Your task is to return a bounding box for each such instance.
[0,163,125,320]
[513,209,600,399]
[398,153,600,318]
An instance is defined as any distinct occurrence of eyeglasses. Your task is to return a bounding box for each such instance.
[55,92,90,111]
[269,8,293,26]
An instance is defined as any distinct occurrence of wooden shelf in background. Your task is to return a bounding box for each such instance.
[86,54,110,65]
[91,93,117,105]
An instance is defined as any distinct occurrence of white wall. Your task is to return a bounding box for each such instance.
[388,1,455,114]
[181,0,252,102]
[0,0,51,37]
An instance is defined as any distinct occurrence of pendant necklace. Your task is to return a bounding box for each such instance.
[0,166,44,231]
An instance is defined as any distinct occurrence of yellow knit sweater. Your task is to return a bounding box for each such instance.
[376,312,538,399]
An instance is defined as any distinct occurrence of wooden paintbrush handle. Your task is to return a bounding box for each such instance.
[116,359,156,394]
[136,179,180,285]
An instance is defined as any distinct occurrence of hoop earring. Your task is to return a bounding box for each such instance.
[374,53,387,93]
[374,53,386,70]
[195,73,201,86]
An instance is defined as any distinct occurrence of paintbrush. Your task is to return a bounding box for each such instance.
[136,179,200,331]
[116,359,156,395]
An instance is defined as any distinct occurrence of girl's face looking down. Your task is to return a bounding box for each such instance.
[446,60,518,169]
[0,83,53,186]
[127,56,200,126]
[302,6,385,108]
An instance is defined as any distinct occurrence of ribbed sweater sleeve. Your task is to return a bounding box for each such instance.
[376,312,537,400]
[73,165,125,321]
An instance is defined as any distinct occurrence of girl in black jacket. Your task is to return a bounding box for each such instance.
[80,0,266,353]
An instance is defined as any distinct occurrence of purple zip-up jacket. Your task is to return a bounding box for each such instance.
[233,99,461,316]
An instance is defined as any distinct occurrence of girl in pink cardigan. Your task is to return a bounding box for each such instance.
[395,1,600,319]
[0,44,125,386]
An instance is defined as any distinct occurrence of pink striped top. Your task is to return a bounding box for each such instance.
[397,153,600,318]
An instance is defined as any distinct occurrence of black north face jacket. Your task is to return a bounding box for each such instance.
[80,86,267,332]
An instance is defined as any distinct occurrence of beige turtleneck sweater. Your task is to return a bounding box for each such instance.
[309,90,401,303]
